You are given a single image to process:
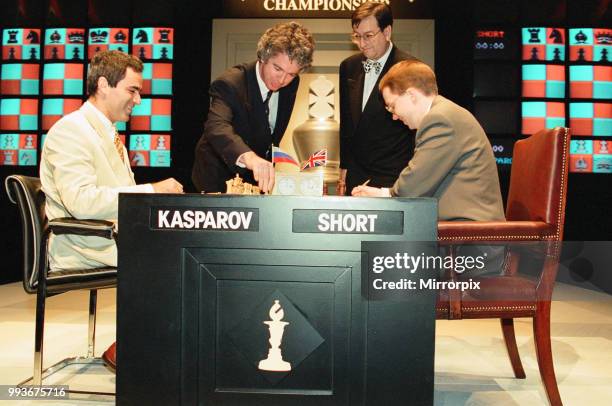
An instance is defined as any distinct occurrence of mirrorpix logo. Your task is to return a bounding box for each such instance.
[260,0,391,12]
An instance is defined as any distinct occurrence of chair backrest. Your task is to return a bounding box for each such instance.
[5,175,47,294]
[506,127,570,241]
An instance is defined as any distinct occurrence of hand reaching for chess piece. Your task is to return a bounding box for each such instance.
[152,178,184,193]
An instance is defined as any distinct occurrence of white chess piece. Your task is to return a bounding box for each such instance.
[258,300,291,372]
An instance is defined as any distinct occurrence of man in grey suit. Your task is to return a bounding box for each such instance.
[352,60,504,222]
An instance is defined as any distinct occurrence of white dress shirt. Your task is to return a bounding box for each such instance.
[362,42,393,111]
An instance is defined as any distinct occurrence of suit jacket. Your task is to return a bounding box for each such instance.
[391,95,505,221]
[40,102,147,270]
[192,61,299,192]
[339,45,417,193]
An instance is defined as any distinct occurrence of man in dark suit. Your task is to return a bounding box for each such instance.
[192,22,315,193]
[338,2,417,195]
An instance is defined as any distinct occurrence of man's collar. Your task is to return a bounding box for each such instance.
[368,41,393,65]
[255,60,271,100]
[84,100,114,132]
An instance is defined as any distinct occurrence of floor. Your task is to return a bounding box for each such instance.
[0,281,610,405]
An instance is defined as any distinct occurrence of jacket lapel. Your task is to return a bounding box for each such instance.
[348,59,365,130]
[246,63,273,145]
[362,45,397,114]
[81,105,134,184]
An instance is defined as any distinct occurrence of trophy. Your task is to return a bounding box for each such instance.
[292,76,339,185]
[258,300,291,372]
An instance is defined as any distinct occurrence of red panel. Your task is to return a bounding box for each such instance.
[1,80,21,94]
[546,65,565,81]
[593,66,611,81]
[522,81,546,97]
[151,135,171,150]
[42,115,62,130]
[0,150,18,165]
[569,118,593,136]
[88,44,109,59]
[0,116,20,130]
[569,46,593,61]
[2,47,22,59]
[151,99,171,115]
[154,28,174,44]
[19,134,38,149]
[64,64,83,79]
[43,79,64,94]
[133,45,152,60]
[153,63,172,79]
[595,141,611,154]
[546,102,565,117]
[570,82,593,98]
[570,154,593,172]
[21,64,40,79]
[63,99,83,113]
[44,45,65,59]
[594,103,612,119]
[21,99,39,115]
[522,45,545,60]
[141,79,152,94]
[129,150,150,166]
[522,117,546,135]
[130,116,151,130]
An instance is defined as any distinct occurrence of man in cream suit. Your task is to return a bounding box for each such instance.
[352,60,504,222]
[40,50,183,370]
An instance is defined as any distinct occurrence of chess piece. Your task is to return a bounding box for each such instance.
[576,140,587,153]
[575,30,587,44]
[138,47,146,60]
[549,28,563,44]
[131,152,146,166]
[25,135,34,148]
[72,47,81,59]
[160,47,169,59]
[528,28,541,43]
[90,30,107,43]
[7,30,18,43]
[115,30,126,43]
[258,300,291,372]
[158,29,170,43]
[135,135,144,149]
[117,46,124,52]
[135,29,149,44]
[577,48,586,61]
[599,141,609,154]
[575,158,587,170]
[20,151,31,165]
[68,31,84,43]
[156,136,166,150]
[4,135,14,149]
[552,48,562,61]
[50,30,61,43]
[29,48,37,60]
[8,47,16,60]
[26,30,39,44]
[51,47,59,59]
[292,76,340,184]
[530,47,539,60]
[600,48,609,62]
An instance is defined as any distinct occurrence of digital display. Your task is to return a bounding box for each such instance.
[570,139,612,173]
[142,63,173,95]
[473,30,517,60]
[1,64,39,95]
[2,28,41,60]
[522,64,565,98]
[521,101,566,135]
[0,133,37,166]
[489,137,516,168]
[569,65,611,99]
[569,28,611,62]
[42,63,84,95]
[130,99,172,131]
[44,28,85,60]
[522,27,565,62]
[569,102,612,136]
[128,134,171,167]
[87,28,131,59]
[131,28,174,61]
[41,98,83,130]
[0,98,38,130]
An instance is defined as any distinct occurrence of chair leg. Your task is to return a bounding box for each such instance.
[500,318,526,378]
[87,290,98,358]
[533,302,563,406]
[33,287,46,385]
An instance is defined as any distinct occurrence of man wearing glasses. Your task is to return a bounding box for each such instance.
[337,2,416,195]
[192,22,314,193]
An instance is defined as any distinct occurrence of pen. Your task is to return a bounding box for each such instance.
[361,179,371,187]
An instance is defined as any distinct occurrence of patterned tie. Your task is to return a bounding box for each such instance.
[263,90,273,134]
[113,128,124,162]
[363,59,382,75]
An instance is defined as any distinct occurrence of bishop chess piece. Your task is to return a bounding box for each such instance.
[258,300,291,372]
[575,30,587,44]
[115,30,126,43]
[600,141,609,154]
[50,30,61,43]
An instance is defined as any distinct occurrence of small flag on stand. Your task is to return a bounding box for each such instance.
[301,149,328,171]
[271,146,299,166]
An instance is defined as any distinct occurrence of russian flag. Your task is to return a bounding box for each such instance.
[272,146,299,166]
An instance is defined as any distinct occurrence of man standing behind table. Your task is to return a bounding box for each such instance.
[352,60,505,222]
[40,50,183,372]
[192,21,315,193]
[337,1,417,195]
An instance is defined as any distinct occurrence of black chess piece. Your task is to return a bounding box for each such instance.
[158,29,170,43]
[117,46,124,52]
[552,48,562,61]
[136,29,149,44]
[7,30,18,44]
[8,47,16,60]
[575,30,587,44]
[26,30,40,44]
[528,28,541,43]
[90,30,107,43]
[549,28,563,44]
[160,47,169,59]
[72,47,81,59]
[600,48,609,62]
[530,47,539,60]
[115,30,126,43]
[50,30,61,43]
[138,47,146,60]
[29,47,38,60]
[577,48,586,61]
[51,47,59,59]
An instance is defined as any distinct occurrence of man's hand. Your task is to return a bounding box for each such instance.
[351,185,385,197]
[241,151,275,193]
[152,178,184,193]
[336,168,347,196]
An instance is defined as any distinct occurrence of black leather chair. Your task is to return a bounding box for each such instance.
[5,175,117,394]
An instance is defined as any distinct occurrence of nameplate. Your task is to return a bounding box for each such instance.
[292,209,404,234]
[151,207,259,231]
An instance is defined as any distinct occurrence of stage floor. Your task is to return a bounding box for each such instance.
[0,281,610,405]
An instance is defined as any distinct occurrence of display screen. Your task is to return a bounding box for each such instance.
[569,28,611,62]
[87,28,131,59]
[522,101,566,135]
[44,28,85,61]
[489,137,516,168]
[0,98,38,130]
[130,98,172,131]
[569,102,612,137]
[570,139,612,173]
[522,27,565,62]
[42,63,84,95]
[0,133,37,166]
[522,64,565,98]
[474,30,517,60]
[41,98,83,130]
[1,64,39,95]
[2,28,41,60]
[129,134,171,167]
[569,65,611,99]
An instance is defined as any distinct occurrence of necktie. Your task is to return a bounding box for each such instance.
[363,59,382,75]
[263,90,273,135]
[113,128,125,162]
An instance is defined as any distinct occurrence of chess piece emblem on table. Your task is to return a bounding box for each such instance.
[258,300,291,372]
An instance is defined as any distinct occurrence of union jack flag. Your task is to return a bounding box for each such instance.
[301,149,327,171]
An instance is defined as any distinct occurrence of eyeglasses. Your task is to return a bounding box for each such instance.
[351,30,382,44]
[384,90,409,114]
